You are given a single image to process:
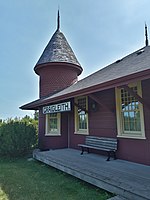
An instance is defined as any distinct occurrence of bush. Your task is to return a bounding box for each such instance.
[0,119,37,157]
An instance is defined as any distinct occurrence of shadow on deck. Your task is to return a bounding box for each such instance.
[33,148,150,200]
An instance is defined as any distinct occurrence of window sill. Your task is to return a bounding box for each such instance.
[74,131,89,135]
[117,135,146,140]
[45,133,61,136]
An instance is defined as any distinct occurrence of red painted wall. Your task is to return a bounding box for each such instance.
[38,109,69,150]
[37,64,78,97]
[69,89,117,150]
[38,79,150,165]
[116,79,150,165]
[37,62,80,150]
[68,82,150,165]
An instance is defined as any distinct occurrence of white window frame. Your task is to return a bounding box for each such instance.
[45,113,61,136]
[74,96,89,135]
[115,81,145,139]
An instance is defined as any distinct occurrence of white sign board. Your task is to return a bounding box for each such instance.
[43,101,71,114]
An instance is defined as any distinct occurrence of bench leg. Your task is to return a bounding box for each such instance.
[107,151,117,161]
[81,147,90,155]
[81,147,84,155]
[106,152,111,161]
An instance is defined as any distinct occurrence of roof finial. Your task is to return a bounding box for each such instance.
[145,23,149,46]
[57,9,60,31]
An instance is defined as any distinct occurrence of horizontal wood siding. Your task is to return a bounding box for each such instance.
[117,138,149,165]
[142,79,150,139]
[117,79,150,165]
[143,79,150,165]
[69,82,150,165]
[89,89,117,137]
[38,79,150,165]
[38,110,68,150]
[69,89,117,149]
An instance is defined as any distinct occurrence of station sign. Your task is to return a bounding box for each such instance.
[43,101,71,114]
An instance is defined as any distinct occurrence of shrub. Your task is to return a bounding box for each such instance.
[0,119,37,157]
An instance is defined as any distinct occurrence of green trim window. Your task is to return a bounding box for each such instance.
[75,96,88,134]
[116,81,145,139]
[45,113,61,136]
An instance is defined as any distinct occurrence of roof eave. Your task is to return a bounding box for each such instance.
[45,68,150,103]
[20,69,150,110]
[34,61,83,76]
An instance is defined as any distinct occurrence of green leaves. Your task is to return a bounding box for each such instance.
[0,119,37,157]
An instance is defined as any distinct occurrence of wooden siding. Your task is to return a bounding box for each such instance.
[116,79,150,165]
[38,79,150,165]
[38,109,69,150]
[89,89,116,136]
[69,89,117,149]
[142,79,150,139]
[68,83,150,165]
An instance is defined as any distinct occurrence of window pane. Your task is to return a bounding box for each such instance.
[121,87,141,133]
[135,111,141,131]
[79,111,87,129]
[49,113,58,132]
[77,97,87,131]
[50,118,57,131]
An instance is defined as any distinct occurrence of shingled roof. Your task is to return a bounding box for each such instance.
[21,45,150,110]
[34,10,82,74]
[35,29,81,68]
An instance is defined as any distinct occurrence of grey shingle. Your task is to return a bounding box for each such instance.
[36,30,81,68]
[21,46,150,109]
[44,46,150,99]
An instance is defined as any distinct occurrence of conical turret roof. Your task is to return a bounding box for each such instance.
[35,11,82,75]
[36,29,81,67]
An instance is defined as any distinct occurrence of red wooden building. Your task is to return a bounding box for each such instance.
[21,12,150,166]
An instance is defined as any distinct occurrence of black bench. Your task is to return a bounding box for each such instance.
[78,136,118,161]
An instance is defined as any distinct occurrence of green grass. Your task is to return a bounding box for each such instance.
[0,157,113,200]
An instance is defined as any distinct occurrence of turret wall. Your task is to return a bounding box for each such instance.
[38,64,78,97]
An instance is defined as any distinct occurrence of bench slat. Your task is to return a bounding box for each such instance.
[78,136,118,161]
[85,137,117,151]
[78,144,116,152]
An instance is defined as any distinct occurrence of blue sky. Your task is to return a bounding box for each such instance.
[1,0,150,119]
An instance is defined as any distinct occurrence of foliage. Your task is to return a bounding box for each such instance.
[34,110,39,121]
[0,158,113,200]
[0,115,38,157]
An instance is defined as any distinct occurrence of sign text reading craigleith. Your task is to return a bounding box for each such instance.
[43,102,71,114]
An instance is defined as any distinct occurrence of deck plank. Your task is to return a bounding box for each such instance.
[33,148,150,200]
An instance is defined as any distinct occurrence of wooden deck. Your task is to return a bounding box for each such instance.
[33,148,150,200]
